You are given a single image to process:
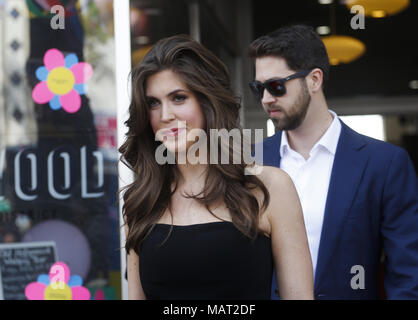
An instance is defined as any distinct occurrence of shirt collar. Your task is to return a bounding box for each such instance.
[279,110,341,157]
[314,109,341,156]
[280,128,290,158]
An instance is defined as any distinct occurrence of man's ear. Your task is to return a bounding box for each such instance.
[308,68,323,93]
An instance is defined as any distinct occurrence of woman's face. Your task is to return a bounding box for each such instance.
[146,69,205,155]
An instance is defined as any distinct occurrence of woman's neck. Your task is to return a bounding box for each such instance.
[176,163,208,194]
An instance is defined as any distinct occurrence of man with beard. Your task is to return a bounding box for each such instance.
[248,24,418,299]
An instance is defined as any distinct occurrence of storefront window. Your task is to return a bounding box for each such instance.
[0,0,120,300]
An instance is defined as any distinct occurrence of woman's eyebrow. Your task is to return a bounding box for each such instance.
[145,89,187,99]
[167,89,187,96]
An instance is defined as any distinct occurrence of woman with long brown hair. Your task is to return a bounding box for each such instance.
[119,34,313,299]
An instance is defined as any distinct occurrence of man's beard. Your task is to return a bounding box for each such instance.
[270,81,311,131]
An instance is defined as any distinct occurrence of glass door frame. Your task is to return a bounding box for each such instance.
[114,0,132,300]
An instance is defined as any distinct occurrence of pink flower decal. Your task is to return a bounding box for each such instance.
[25,262,91,300]
[32,49,93,114]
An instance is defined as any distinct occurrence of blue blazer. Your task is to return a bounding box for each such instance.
[260,120,418,299]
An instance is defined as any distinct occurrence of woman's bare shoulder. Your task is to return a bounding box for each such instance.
[248,164,293,190]
[247,164,298,236]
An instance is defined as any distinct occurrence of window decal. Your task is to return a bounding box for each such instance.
[32,48,93,114]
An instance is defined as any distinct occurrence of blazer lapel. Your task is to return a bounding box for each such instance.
[314,121,369,290]
[261,131,282,167]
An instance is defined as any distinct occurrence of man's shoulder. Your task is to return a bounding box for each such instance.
[261,125,403,154]
[340,122,408,161]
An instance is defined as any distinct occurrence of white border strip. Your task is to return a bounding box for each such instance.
[114,0,132,301]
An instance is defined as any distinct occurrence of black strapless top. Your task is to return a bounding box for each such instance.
[139,221,273,300]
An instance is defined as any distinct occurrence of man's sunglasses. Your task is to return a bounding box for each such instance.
[249,69,312,101]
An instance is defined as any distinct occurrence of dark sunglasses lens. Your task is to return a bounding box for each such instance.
[267,80,285,96]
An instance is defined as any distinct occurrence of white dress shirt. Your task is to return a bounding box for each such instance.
[280,110,341,279]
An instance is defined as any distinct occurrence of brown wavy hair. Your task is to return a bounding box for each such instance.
[119,34,270,255]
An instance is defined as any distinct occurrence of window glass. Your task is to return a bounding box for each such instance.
[0,0,120,300]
